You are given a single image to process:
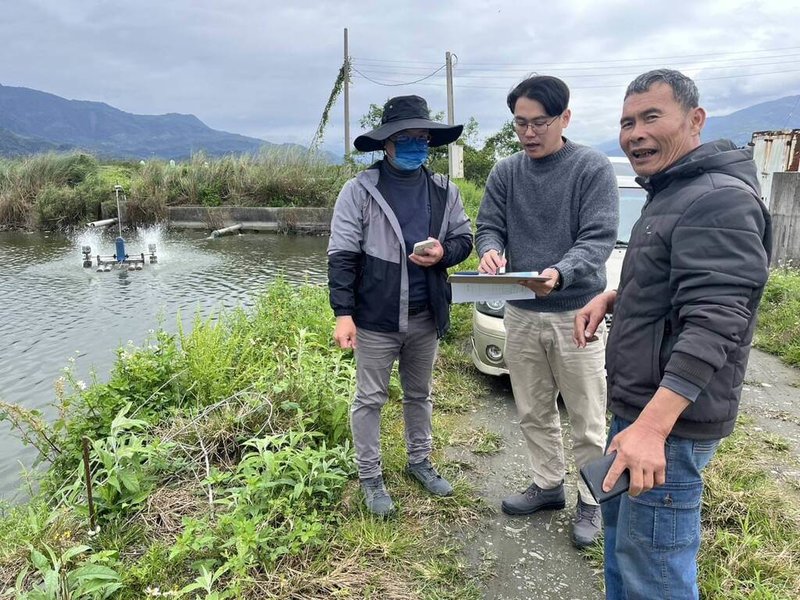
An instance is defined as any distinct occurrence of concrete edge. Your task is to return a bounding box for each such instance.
[165,206,333,234]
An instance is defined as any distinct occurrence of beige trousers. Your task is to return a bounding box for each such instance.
[504,304,607,505]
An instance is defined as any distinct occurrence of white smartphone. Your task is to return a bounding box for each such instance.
[413,239,436,255]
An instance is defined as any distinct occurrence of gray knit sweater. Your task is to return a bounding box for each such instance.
[475,139,619,312]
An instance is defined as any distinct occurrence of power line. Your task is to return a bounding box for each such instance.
[355,67,800,91]
[351,56,445,66]
[454,60,800,80]
[350,64,446,87]
[783,95,800,129]
[350,47,800,81]
[353,60,800,83]
[455,46,800,67]
[351,54,800,80]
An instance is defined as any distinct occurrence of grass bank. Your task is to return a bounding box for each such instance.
[755,266,800,367]
[0,281,489,598]
[707,267,800,600]
[0,176,798,598]
[0,152,352,230]
[0,152,479,232]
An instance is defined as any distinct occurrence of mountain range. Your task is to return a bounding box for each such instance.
[1,83,798,161]
[596,94,800,155]
[0,83,308,160]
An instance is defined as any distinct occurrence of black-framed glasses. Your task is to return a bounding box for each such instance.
[390,133,431,144]
[512,115,561,134]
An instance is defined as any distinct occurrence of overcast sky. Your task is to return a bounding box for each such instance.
[3,0,800,156]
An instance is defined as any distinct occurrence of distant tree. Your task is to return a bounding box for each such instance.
[462,145,494,185]
[460,116,481,147]
[483,121,522,161]
[358,102,387,131]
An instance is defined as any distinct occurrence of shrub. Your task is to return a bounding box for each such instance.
[127,161,170,224]
[35,184,89,229]
[0,153,100,229]
[755,267,800,367]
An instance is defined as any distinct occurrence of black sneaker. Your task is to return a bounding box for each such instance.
[572,499,601,548]
[501,481,566,515]
[360,475,395,517]
[406,459,453,496]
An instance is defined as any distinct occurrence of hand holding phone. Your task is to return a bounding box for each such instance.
[413,239,437,255]
[580,451,630,503]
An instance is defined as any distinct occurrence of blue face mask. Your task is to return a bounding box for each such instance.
[390,137,429,170]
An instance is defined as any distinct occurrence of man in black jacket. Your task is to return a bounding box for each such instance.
[574,69,771,599]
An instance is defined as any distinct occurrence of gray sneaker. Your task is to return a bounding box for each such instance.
[360,475,395,517]
[501,481,565,515]
[572,499,602,548]
[406,459,453,496]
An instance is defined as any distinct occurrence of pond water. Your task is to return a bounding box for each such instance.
[0,227,330,499]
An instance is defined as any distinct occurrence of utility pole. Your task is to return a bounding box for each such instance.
[446,51,455,127]
[343,28,351,160]
[445,51,463,178]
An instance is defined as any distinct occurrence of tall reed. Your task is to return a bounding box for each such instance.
[0,153,97,228]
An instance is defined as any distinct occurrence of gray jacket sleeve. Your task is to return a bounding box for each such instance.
[327,179,363,316]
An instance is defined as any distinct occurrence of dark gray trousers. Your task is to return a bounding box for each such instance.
[352,310,438,479]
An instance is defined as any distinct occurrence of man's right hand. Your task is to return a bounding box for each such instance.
[334,315,357,349]
[573,290,616,347]
[478,249,507,274]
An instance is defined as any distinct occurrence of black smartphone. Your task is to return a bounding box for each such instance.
[580,451,630,503]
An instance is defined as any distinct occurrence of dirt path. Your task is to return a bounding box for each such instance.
[739,348,800,469]
[449,375,603,600]
[451,348,800,599]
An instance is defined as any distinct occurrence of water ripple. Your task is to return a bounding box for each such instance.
[0,229,329,497]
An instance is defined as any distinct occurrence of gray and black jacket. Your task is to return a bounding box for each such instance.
[327,162,473,338]
[607,140,772,440]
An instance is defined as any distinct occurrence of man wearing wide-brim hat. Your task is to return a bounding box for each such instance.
[327,95,473,516]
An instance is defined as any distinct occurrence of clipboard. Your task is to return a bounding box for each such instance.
[447,271,550,284]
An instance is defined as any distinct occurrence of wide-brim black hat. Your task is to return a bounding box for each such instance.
[354,95,463,152]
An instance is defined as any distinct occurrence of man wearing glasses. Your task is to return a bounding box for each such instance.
[475,76,619,547]
[328,95,473,516]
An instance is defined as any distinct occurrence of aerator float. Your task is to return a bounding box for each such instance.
[81,185,158,272]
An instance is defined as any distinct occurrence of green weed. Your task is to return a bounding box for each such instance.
[755,266,800,367]
[699,421,800,599]
[455,426,504,455]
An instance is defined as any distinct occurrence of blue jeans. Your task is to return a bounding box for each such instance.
[602,415,719,600]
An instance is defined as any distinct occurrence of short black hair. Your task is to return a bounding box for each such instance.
[624,69,699,111]
[507,75,570,116]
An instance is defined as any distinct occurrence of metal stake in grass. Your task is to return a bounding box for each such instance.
[81,436,97,532]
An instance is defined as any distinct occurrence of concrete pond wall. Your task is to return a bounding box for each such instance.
[102,204,334,234]
[168,206,334,234]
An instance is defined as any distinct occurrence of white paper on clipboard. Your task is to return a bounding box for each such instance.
[448,271,538,303]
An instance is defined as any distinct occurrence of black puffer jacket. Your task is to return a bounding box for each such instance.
[607,140,772,440]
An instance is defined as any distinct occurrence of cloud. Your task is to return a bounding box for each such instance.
[2,0,799,150]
